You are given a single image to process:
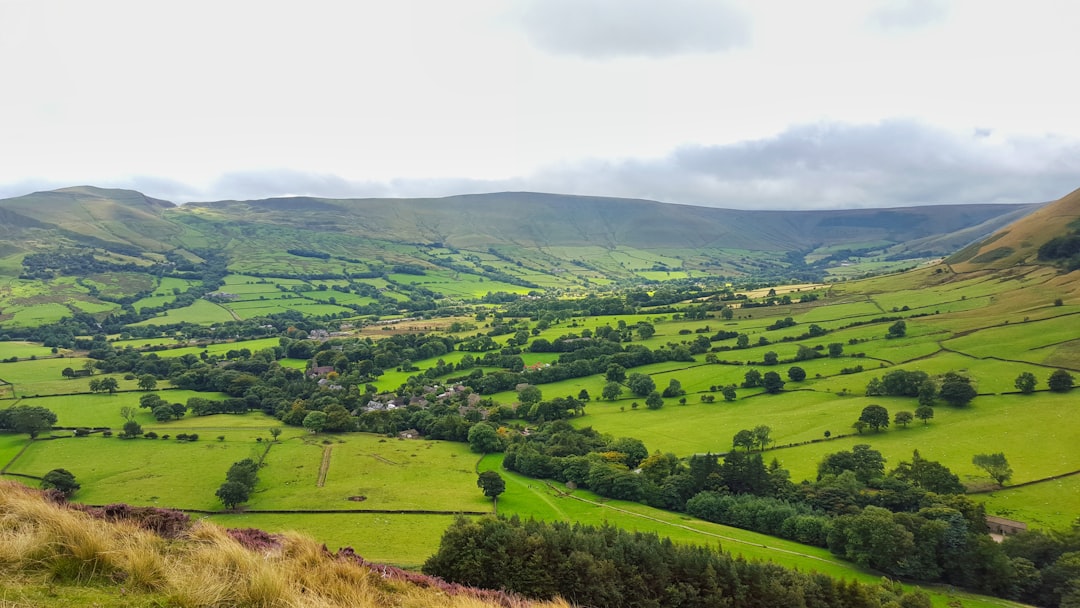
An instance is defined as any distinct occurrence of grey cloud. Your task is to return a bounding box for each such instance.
[515,0,751,58]
[868,0,949,31]
[3,122,1076,210]
[522,120,1080,208]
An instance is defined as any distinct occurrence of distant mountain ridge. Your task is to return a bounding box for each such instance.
[0,185,1051,284]
[181,190,1037,250]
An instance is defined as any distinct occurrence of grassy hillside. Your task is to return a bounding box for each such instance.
[0,481,560,608]
[0,186,1039,291]
[948,186,1080,271]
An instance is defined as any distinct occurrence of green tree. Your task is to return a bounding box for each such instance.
[915,405,934,424]
[887,320,907,338]
[518,384,543,406]
[137,374,158,391]
[645,391,664,410]
[732,429,755,452]
[636,322,655,340]
[763,351,779,365]
[10,406,57,439]
[216,480,251,510]
[170,402,187,420]
[894,410,914,427]
[1014,372,1037,394]
[602,381,623,401]
[661,378,684,398]
[972,452,1012,486]
[761,371,784,394]
[139,393,165,409]
[795,345,819,361]
[608,437,649,468]
[859,404,890,432]
[122,419,143,438]
[891,450,964,494]
[736,334,749,348]
[1048,369,1075,392]
[605,364,626,383]
[938,372,976,406]
[476,471,505,509]
[751,425,772,451]
[99,377,119,394]
[741,369,762,388]
[577,389,590,401]
[626,373,656,397]
[152,404,174,422]
[787,366,806,382]
[269,427,282,442]
[226,459,259,488]
[467,423,503,454]
[41,468,80,497]
[828,342,844,357]
[917,380,936,406]
[721,385,737,401]
[302,410,327,433]
[61,367,75,379]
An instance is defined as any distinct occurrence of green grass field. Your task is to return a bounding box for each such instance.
[249,434,488,512]
[0,341,58,359]
[9,390,229,428]
[204,512,458,568]
[131,298,235,325]
[4,434,263,510]
[974,474,1080,530]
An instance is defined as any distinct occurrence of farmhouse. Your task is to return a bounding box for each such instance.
[985,516,1027,537]
[307,365,335,378]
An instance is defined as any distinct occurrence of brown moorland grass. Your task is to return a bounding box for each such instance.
[0,481,564,608]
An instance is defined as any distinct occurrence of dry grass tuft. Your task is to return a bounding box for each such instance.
[0,481,568,607]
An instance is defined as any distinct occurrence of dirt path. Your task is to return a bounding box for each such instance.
[316,446,332,488]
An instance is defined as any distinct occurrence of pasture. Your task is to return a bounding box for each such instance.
[130,298,235,325]
[10,390,228,428]
[204,512,459,568]
[250,434,486,512]
[4,434,263,510]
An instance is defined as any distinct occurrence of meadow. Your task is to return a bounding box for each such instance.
[0,257,1076,607]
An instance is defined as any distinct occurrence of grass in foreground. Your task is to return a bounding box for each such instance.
[0,481,557,608]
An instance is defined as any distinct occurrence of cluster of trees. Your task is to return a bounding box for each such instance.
[853,404,934,433]
[1000,524,1080,607]
[0,405,57,438]
[424,515,935,608]
[865,369,977,407]
[1037,226,1080,270]
[215,458,259,509]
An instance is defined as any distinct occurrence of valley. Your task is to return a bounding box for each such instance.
[1,186,1079,607]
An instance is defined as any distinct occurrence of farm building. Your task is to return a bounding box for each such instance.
[985,516,1027,537]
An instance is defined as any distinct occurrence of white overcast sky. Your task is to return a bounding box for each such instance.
[1,0,1079,208]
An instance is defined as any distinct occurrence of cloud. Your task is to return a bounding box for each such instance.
[867,0,949,31]
[3,121,1076,210]
[522,120,1080,208]
[514,0,751,58]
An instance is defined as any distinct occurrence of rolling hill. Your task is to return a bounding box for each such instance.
[0,186,1044,286]
[948,186,1080,271]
